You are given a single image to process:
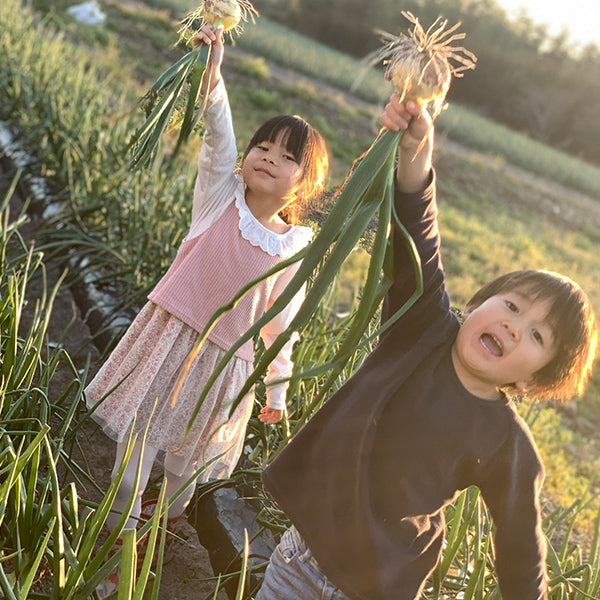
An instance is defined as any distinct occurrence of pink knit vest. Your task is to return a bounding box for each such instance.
[149,202,286,362]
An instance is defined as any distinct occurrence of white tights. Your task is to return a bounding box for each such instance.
[106,437,198,531]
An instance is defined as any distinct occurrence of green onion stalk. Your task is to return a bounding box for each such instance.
[176,12,477,443]
[128,0,258,171]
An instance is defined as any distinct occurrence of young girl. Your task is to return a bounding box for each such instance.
[85,25,328,544]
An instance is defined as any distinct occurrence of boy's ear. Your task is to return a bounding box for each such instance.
[462,302,476,318]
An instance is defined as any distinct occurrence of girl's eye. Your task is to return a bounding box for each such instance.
[284,154,297,162]
[506,300,518,312]
[257,144,269,152]
[532,330,544,345]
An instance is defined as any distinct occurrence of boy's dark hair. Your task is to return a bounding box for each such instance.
[466,269,597,402]
[244,115,329,224]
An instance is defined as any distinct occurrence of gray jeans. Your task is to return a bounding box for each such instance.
[257,526,352,600]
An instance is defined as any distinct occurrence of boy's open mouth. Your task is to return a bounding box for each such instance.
[480,333,503,357]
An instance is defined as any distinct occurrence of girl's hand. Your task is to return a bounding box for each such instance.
[194,25,225,94]
[193,25,224,64]
[258,406,284,424]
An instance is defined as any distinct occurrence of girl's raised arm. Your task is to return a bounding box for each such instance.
[188,28,239,237]
[194,26,224,96]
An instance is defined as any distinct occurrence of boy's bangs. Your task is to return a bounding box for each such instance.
[514,276,581,333]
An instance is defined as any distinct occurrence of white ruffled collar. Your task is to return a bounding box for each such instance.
[234,190,313,257]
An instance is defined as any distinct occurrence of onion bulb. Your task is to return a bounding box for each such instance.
[372,11,477,118]
[179,0,258,40]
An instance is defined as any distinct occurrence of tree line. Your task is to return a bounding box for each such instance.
[254,0,600,168]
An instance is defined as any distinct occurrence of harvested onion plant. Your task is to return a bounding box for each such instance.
[128,0,258,170]
[178,13,476,441]
[371,11,477,118]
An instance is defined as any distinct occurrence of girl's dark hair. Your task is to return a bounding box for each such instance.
[466,270,598,402]
[244,115,329,224]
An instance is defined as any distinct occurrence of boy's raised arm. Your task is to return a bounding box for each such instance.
[379,96,447,329]
[382,95,433,193]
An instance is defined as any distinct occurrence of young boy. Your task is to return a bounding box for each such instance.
[256,95,598,600]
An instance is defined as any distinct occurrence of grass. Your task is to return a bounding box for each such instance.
[125,0,600,197]
[0,174,171,598]
[235,16,390,103]
[437,104,600,200]
[235,15,600,199]
[1,0,600,596]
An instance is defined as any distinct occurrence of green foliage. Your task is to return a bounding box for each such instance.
[0,176,168,598]
[529,406,600,531]
[233,55,270,79]
[236,16,390,103]
[247,287,381,467]
[437,105,600,200]
[247,88,282,110]
[282,81,319,103]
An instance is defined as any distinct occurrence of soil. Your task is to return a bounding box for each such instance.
[1,158,227,600]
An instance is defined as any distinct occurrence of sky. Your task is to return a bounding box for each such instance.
[497,0,599,50]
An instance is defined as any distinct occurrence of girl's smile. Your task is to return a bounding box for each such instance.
[254,166,275,177]
[242,136,304,207]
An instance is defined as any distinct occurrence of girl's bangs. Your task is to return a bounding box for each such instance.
[247,115,310,163]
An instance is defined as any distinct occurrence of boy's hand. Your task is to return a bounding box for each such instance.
[382,96,431,142]
[258,406,284,424]
[381,95,433,193]
[194,25,224,94]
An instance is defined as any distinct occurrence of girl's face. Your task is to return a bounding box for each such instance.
[242,133,304,206]
[451,291,557,399]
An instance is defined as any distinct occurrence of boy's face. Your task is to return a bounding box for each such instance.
[451,290,556,400]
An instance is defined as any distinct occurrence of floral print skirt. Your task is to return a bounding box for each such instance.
[85,302,254,480]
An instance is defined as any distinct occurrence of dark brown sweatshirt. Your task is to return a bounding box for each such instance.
[262,172,548,600]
